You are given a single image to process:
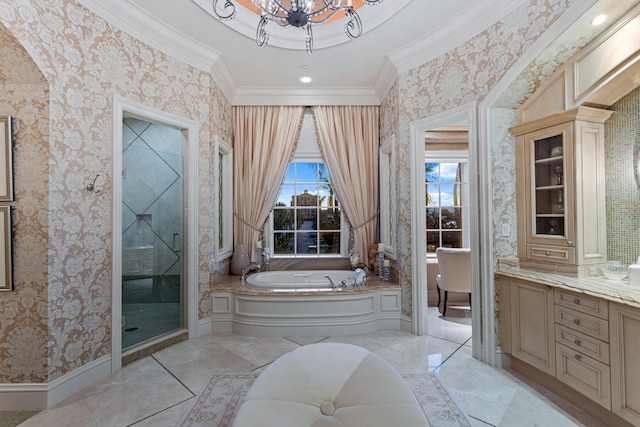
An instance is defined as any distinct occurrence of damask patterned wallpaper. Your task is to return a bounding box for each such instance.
[0,26,49,383]
[0,0,232,383]
[381,0,575,317]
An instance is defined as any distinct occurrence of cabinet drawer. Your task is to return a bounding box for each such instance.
[556,343,611,409]
[554,289,608,319]
[526,244,576,264]
[555,305,609,342]
[555,324,609,364]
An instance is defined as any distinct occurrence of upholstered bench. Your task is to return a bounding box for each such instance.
[232,343,429,427]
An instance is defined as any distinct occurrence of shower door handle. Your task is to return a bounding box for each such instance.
[173,233,181,252]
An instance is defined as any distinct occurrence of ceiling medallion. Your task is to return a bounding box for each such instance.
[211,0,382,53]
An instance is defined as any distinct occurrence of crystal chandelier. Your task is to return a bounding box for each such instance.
[212,0,383,53]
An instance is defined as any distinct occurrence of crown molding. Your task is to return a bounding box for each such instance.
[78,0,222,72]
[374,56,399,101]
[210,56,236,102]
[231,87,380,106]
[388,0,529,74]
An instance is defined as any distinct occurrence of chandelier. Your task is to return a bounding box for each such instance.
[211,0,383,53]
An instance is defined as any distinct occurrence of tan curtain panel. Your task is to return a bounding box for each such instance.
[233,105,305,260]
[312,105,379,266]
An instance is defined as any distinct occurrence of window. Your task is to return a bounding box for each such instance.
[425,153,469,254]
[213,135,232,261]
[379,134,396,259]
[270,162,343,256]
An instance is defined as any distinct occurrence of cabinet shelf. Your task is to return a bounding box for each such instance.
[536,214,565,218]
[536,185,564,191]
[535,156,563,164]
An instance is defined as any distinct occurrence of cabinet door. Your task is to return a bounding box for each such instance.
[510,279,555,375]
[524,122,574,247]
[610,302,640,425]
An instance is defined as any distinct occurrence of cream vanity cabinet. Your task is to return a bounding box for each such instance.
[498,273,640,426]
[610,302,640,425]
[506,277,555,376]
[510,107,612,267]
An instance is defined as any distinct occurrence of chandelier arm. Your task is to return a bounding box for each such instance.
[253,0,289,20]
[344,8,363,39]
[306,24,313,53]
[211,0,237,20]
[256,15,269,46]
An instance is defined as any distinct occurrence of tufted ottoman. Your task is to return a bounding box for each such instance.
[232,343,429,427]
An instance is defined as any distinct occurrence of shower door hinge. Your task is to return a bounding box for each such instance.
[122,168,126,179]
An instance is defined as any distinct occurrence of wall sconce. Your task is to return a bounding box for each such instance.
[86,174,101,193]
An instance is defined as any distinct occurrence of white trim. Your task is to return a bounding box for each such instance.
[213,135,233,262]
[0,355,112,410]
[112,96,199,373]
[47,355,112,408]
[379,134,397,260]
[231,87,380,106]
[410,104,478,345]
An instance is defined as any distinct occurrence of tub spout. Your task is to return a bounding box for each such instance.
[325,275,337,289]
[241,264,261,281]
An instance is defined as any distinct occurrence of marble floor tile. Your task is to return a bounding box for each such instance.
[15,308,605,427]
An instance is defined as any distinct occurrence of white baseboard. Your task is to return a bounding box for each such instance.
[0,355,113,410]
[197,317,213,337]
[0,383,48,410]
[47,355,112,408]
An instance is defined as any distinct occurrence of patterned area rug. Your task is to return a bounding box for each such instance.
[180,372,470,427]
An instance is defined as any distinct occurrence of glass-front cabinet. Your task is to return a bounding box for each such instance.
[528,123,573,245]
[511,106,612,267]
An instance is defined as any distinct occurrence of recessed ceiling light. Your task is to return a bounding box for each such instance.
[300,76,312,83]
[591,14,606,26]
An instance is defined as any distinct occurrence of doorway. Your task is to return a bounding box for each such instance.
[112,96,198,372]
[121,118,184,351]
[410,103,481,359]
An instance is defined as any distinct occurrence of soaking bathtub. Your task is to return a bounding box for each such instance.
[211,270,401,337]
[245,270,359,291]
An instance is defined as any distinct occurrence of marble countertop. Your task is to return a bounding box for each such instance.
[211,272,400,296]
[496,261,640,309]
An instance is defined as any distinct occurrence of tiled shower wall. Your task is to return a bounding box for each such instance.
[605,86,640,266]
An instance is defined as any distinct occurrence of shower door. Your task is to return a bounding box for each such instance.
[121,118,185,351]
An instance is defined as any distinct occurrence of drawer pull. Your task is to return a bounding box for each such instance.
[574,339,581,346]
[574,354,582,361]
[567,240,573,245]
[572,298,580,305]
[573,319,581,325]
[545,251,551,256]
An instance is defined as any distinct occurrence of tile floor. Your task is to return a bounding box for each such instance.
[17,306,608,427]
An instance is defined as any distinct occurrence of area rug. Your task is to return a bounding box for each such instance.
[180,372,470,427]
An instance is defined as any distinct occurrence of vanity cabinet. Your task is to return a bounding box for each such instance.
[610,302,640,425]
[510,107,612,267]
[509,278,555,375]
[553,289,611,410]
[498,273,639,426]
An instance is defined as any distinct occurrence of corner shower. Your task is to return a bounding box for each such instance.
[121,117,185,351]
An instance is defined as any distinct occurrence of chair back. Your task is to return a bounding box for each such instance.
[435,247,471,293]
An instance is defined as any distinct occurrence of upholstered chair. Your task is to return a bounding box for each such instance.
[435,247,471,316]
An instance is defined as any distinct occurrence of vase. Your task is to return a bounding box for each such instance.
[230,244,250,276]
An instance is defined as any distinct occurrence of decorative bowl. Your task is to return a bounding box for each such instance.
[601,261,628,280]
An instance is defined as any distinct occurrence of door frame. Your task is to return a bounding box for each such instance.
[410,102,482,358]
[111,95,199,372]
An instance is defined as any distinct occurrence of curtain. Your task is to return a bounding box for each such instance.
[233,106,305,260]
[312,106,379,266]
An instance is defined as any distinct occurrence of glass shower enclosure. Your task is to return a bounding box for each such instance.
[121,117,185,351]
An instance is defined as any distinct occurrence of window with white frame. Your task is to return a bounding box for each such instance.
[213,135,233,261]
[425,151,469,254]
[267,108,347,257]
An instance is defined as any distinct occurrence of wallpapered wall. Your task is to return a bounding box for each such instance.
[380,0,575,317]
[0,26,49,383]
[0,0,232,383]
